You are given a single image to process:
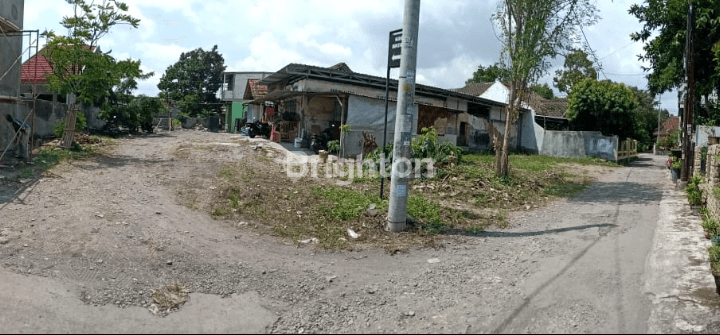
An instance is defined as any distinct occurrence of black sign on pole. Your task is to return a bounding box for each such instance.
[388,29,403,69]
[381,29,402,199]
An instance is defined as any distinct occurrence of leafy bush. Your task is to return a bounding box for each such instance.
[327,140,340,153]
[363,127,463,179]
[702,217,718,235]
[53,112,87,138]
[671,159,682,170]
[686,175,704,206]
[709,245,720,275]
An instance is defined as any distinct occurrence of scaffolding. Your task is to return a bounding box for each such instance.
[0,23,40,163]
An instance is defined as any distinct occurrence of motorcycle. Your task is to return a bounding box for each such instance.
[310,124,336,154]
[246,121,271,139]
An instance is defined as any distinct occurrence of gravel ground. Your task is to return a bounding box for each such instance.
[0,130,716,333]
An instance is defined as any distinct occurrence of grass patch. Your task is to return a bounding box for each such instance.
[544,179,591,197]
[313,187,387,220]
[19,167,33,179]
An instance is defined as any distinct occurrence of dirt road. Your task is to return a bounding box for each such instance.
[0,131,717,333]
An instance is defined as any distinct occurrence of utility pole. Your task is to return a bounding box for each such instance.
[681,3,695,182]
[387,0,420,232]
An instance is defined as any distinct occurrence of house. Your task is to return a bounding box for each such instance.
[19,44,106,136]
[220,71,273,132]
[455,81,570,154]
[250,63,514,157]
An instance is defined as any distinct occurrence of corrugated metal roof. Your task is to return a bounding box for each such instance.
[258,63,505,107]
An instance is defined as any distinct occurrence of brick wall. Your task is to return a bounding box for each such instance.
[700,145,720,217]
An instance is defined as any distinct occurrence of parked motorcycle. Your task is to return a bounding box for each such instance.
[246,121,271,138]
[310,124,336,153]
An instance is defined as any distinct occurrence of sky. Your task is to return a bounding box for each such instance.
[23,0,679,114]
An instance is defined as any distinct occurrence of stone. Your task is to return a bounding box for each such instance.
[326,276,338,283]
[166,260,173,266]
[366,209,378,217]
[0,237,9,245]
[427,258,441,264]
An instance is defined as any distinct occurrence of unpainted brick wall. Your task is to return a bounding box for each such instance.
[700,145,720,217]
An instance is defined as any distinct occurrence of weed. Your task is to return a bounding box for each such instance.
[408,195,443,226]
[544,180,589,197]
[19,167,33,179]
[314,187,386,220]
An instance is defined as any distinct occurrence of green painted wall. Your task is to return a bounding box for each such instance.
[226,102,247,132]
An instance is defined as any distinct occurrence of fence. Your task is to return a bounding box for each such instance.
[617,139,638,162]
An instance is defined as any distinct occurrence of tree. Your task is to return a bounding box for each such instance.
[628,86,664,151]
[41,0,140,146]
[157,45,226,118]
[630,0,720,97]
[466,62,510,84]
[566,78,639,140]
[552,48,598,94]
[100,63,159,132]
[42,0,140,105]
[493,0,598,175]
[530,82,555,99]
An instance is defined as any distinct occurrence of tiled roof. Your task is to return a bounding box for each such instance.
[21,53,52,83]
[452,82,494,97]
[529,95,567,118]
[21,45,99,84]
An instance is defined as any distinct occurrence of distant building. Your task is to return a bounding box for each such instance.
[220,71,273,132]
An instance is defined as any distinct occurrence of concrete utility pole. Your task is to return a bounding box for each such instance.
[681,3,695,182]
[387,0,421,232]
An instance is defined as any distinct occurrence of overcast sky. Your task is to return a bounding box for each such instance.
[24,0,679,114]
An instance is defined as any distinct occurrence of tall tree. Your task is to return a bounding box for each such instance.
[630,0,720,97]
[552,48,598,94]
[566,78,639,141]
[157,45,226,117]
[530,82,555,99]
[466,62,510,84]
[493,0,598,175]
[41,0,141,146]
[628,85,663,150]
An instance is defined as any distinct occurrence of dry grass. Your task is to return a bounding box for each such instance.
[169,141,614,253]
[151,283,190,313]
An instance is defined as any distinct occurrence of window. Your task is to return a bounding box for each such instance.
[224,74,234,92]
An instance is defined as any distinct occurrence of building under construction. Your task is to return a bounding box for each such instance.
[0,0,40,163]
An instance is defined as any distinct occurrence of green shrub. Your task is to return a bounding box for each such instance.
[53,112,87,138]
[686,175,704,206]
[702,217,719,234]
[327,140,340,153]
[671,159,682,170]
[708,246,720,275]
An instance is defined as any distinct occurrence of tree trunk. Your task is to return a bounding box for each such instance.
[496,83,517,176]
[62,106,78,149]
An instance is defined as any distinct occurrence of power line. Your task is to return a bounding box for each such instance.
[578,24,608,80]
[598,41,636,60]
